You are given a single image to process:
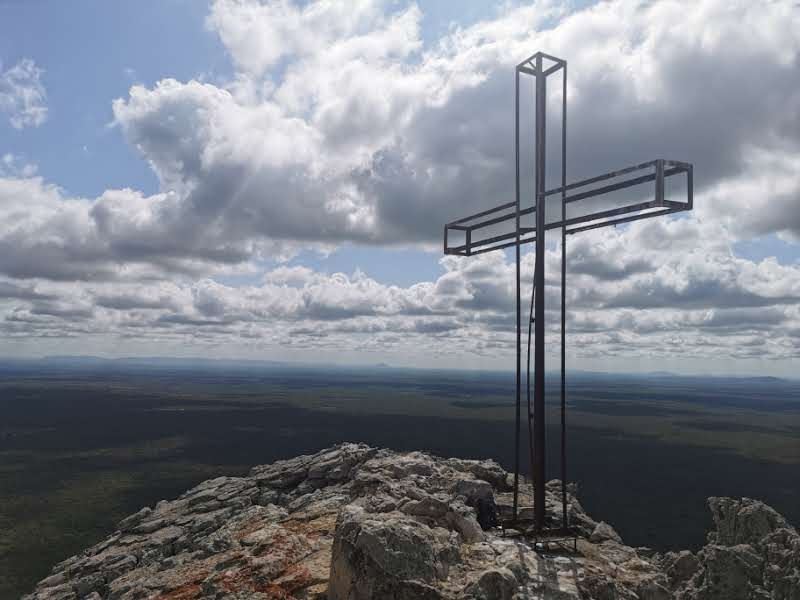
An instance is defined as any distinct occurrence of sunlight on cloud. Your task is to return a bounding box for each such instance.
[0,0,798,368]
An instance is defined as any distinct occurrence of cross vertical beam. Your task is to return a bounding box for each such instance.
[512,62,521,521]
[560,61,568,532]
[532,54,547,532]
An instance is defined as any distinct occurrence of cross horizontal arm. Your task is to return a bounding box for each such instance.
[444,159,692,256]
[542,159,691,198]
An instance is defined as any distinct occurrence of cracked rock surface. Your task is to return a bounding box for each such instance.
[656,497,800,599]
[24,444,798,599]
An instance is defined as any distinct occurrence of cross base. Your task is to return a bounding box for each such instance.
[498,517,580,553]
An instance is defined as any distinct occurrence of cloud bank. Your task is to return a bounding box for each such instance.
[0,0,798,370]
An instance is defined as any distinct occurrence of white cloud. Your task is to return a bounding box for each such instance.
[701,148,800,243]
[3,0,796,281]
[207,0,406,77]
[103,0,800,253]
[0,58,48,129]
[2,213,799,366]
[0,0,799,370]
[0,153,37,177]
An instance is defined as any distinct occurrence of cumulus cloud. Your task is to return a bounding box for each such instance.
[0,58,48,129]
[2,214,799,364]
[2,0,798,281]
[702,148,800,243]
[0,0,798,368]
[0,175,289,281]
[108,0,800,249]
[207,0,411,77]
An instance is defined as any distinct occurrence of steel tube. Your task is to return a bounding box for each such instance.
[445,165,686,246]
[537,51,567,65]
[445,200,685,255]
[562,168,680,205]
[513,66,521,522]
[445,230,535,255]
[533,54,547,533]
[444,160,690,244]
[543,62,563,76]
[543,160,658,196]
[526,271,535,515]
[448,201,516,225]
[560,62,568,532]
[543,162,687,197]
[446,166,683,235]
[467,235,536,255]
[465,205,535,232]
[566,207,674,234]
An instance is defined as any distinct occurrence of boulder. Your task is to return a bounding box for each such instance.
[656,497,800,599]
[463,568,519,600]
[662,549,700,586]
[328,506,458,599]
[590,521,624,544]
[708,496,794,546]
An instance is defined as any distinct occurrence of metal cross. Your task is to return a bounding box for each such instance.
[443,52,694,537]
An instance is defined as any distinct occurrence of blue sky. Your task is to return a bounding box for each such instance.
[1,1,499,200]
[0,0,798,375]
[1,1,227,198]
[0,0,495,286]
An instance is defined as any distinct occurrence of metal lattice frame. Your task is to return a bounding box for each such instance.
[443,52,694,537]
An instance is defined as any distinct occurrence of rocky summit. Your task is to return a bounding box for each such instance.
[25,444,799,599]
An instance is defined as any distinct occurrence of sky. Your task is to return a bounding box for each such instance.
[0,0,798,376]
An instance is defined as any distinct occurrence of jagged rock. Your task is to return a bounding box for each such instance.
[328,505,458,599]
[761,528,800,598]
[590,521,623,544]
[708,496,793,546]
[462,567,518,600]
[662,549,700,586]
[23,443,799,600]
[660,497,800,600]
[636,579,671,600]
[698,544,766,598]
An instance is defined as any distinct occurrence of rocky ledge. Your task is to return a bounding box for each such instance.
[26,443,799,599]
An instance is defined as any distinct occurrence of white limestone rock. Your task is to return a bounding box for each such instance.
[22,443,798,600]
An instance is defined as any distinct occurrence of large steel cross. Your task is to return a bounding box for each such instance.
[443,52,694,536]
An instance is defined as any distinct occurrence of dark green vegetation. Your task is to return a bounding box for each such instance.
[1,359,798,599]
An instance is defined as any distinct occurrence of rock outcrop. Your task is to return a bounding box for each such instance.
[24,444,799,599]
[657,497,800,599]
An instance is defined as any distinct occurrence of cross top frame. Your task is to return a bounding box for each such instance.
[443,52,694,538]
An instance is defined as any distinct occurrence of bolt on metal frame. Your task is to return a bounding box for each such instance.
[443,52,694,538]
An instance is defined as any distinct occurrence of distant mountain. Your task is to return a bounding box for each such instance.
[645,370,679,377]
[0,356,791,382]
[21,355,293,371]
